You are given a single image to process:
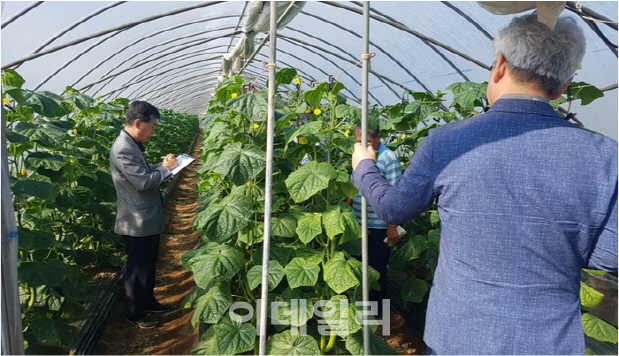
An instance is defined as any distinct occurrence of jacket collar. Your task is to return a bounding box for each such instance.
[122,129,145,152]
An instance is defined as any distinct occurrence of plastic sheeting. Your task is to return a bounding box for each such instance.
[1,1,617,138]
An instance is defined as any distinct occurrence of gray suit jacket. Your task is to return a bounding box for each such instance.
[110,130,172,237]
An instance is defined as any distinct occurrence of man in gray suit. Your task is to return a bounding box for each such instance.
[110,101,178,329]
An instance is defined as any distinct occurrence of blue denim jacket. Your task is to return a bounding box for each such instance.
[354,98,618,354]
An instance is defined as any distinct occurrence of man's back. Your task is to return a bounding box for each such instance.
[421,97,618,354]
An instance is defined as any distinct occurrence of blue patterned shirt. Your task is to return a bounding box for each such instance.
[351,142,401,229]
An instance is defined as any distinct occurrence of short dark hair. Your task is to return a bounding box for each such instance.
[354,123,380,140]
[126,101,160,126]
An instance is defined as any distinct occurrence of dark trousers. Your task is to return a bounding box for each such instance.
[367,228,390,317]
[123,234,160,321]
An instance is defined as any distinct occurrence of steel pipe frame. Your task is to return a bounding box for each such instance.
[360,2,371,353]
[84,31,242,97]
[71,15,239,90]
[299,10,434,94]
[34,29,129,91]
[278,35,411,101]
[127,54,228,100]
[15,1,126,71]
[258,2,278,354]
[360,3,472,82]
[1,1,43,29]
[106,49,229,99]
[1,1,226,69]
[284,26,400,100]
[324,1,490,70]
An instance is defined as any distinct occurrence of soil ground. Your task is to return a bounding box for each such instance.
[92,132,427,355]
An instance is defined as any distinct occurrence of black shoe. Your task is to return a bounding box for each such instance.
[145,302,173,313]
[125,317,158,329]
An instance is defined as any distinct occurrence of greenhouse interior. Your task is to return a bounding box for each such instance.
[1,1,617,355]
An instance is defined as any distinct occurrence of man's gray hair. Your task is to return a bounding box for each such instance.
[493,13,586,96]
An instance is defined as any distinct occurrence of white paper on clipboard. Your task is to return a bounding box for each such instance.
[170,153,196,175]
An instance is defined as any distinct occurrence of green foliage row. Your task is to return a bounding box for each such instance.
[2,69,200,354]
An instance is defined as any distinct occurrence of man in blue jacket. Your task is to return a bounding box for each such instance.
[352,13,617,354]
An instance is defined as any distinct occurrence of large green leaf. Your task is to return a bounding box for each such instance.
[254,246,292,267]
[192,282,233,326]
[275,288,315,327]
[30,318,77,345]
[212,315,257,355]
[18,260,68,287]
[582,312,618,344]
[451,87,487,110]
[405,101,436,122]
[271,215,297,238]
[238,221,264,246]
[401,277,428,303]
[303,82,329,109]
[284,257,320,289]
[322,203,361,243]
[265,330,320,355]
[56,187,94,208]
[390,234,428,270]
[193,195,252,242]
[64,91,95,110]
[227,91,269,122]
[347,258,380,292]
[192,326,219,355]
[284,121,323,144]
[5,129,29,144]
[2,69,25,88]
[188,244,245,289]
[345,329,397,355]
[274,68,298,87]
[2,85,27,105]
[17,228,57,251]
[247,260,285,291]
[25,152,67,171]
[23,90,66,118]
[213,143,266,185]
[11,179,54,199]
[570,81,604,106]
[323,252,359,294]
[446,81,479,95]
[14,121,67,149]
[285,161,337,203]
[580,282,604,308]
[322,295,362,337]
[296,213,322,244]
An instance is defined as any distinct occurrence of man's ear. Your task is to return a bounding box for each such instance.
[133,119,142,129]
[550,80,571,101]
[490,53,508,84]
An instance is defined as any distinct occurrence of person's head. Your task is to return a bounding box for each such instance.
[125,101,160,143]
[354,123,381,150]
[488,13,585,104]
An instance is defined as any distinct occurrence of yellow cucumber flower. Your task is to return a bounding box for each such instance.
[400,162,405,166]
[393,138,398,143]
[402,133,407,138]
[313,108,321,115]
[3,98,10,106]
[344,129,350,138]
[250,123,259,130]
[305,108,311,114]
[474,111,479,115]
[293,77,301,84]
[73,129,78,135]
[231,93,238,98]
[21,169,26,175]
[299,137,308,144]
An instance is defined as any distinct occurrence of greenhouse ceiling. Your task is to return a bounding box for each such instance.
[1,1,617,139]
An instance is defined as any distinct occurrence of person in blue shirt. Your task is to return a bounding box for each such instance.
[348,123,401,318]
[352,13,617,355]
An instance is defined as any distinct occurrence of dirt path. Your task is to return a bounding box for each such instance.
[95,133,203,355]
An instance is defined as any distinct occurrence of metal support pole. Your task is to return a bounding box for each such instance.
[361,2,371,354]
[258,2,277,355]
[1,107,25,355]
